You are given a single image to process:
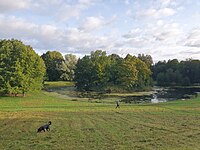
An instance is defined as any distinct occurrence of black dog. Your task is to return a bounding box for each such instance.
[37,121,52,133]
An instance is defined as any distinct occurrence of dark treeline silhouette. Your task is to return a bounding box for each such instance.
[153,59,200,86]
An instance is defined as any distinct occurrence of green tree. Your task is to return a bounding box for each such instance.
[74,56,94,91]
[153,59,200,86]
[0,39,45,96]
[75,50,110,91]
[41,51,64,81]
[74,51,153,92]
[59,54,77,81]
[138,54,153,68]
[124,54,152,91]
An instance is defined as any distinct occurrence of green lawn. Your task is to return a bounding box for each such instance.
[1,82,200,150]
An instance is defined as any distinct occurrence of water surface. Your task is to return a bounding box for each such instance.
[121,87,200,104]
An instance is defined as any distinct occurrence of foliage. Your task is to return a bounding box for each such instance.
[41,52,77,81]
[153,59,200,86]
[0,39,45,96]
[138,53,153,68]
[41,51,64,81]
[74,50,152,92]
[59,54,77,81]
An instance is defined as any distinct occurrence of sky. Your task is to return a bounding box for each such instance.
[0,0,200,62]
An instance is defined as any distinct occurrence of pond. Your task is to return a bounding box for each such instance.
[121,87,200,104]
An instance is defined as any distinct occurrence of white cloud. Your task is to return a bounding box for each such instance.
[159,0,173,6]
[56,0,94,21]
[62,27,116,53]
[0,15,62,49]
[0,0,30,12]
[184,28,200,47]
[79,16,106,31]
[28,0,95,22]
[78,0,94,6]
[123,28,142,39]
[137,7,176,19]
[126,37,151,48]
[0,13,117,54]
[152,22,182,41]
[122,22,182,48]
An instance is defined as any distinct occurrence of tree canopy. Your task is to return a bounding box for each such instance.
[0,39,46,96]
[59,54,77,81]
[41,51,64,81]
[153,59,200,86]
[41,52,77,81]
[74,50,152,92]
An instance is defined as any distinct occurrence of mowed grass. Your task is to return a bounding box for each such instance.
[1,82,200,149]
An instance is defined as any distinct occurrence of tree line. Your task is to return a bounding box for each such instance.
[1,39,200,96]
[153,59,200,86]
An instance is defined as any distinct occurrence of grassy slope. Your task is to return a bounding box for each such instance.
[0,82,200,150]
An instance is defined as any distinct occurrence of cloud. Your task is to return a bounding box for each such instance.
[123,28,142,39]
[78,0,94,6]
[56,0,95,21]
[0,0,30,12]
[122,28,152,48]
[79,15,116,32]
[126,37,151,48]
[122,21,182,48]
[28,0,95,22]
[153,22,182,41]
[184,28,200,47]
[62,27,116,53]
[159,0,173,6]
[79,16,106,31]
[0,15,62,50]
[137,7,176,19]
[0,13,116,54]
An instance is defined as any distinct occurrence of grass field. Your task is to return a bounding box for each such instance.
[1,82,200,150]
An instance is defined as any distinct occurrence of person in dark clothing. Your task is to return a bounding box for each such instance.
[116,100,120,108]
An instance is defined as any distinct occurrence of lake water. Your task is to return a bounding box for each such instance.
[121,87,200,104]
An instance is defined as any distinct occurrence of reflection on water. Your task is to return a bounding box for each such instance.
[121,87,200,104]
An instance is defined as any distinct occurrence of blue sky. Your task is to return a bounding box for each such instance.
[0,0,200,62]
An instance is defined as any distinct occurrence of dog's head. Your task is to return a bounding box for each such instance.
[37,128,41,133]
[48,121,52,125]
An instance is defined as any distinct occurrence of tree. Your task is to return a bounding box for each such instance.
[124,54,152,91]
[0,39,45,96]
[41,51,64,81]
[74,51,153,92]
[74,56,94,91]
[75,50,110,91]
[153,59,200,86]
[138,54,153,68]
[59,54,77,81]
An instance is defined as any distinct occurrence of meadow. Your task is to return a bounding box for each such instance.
[1,82,200,150]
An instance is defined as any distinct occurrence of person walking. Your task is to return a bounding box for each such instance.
[116,100,120,108]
